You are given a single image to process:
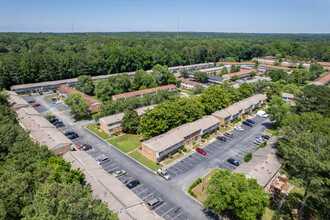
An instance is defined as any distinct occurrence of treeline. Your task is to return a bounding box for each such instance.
[1,33,330,89]
[75,64,177,102]
[265,84,330,219]
[0,93,118,219]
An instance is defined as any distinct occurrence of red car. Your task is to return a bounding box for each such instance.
[196,147,206,155]
[33,104,41,107]
[78,143,89,149]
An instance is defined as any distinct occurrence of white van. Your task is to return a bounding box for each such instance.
[257,110,268,118]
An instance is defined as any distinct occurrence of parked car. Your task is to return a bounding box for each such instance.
[196,147,206,155]
[55,122,65,128]
[54,100,62,104]
[64,131,74,136]
[243,120,253,127]
[112,170,126,178]
[51,97,57,101]
[97,157,110,165]
[126,179,140,189]
[246,119,255,124]
[234,126,244,131]
[262,134,271,140]
[53,121,63,125]
[144,197,163,210]
[27,100,35,103]
[82,144,92,151]
[67,133,79,140]
[257,110,269,118]
[227,158,239,166]
[216,136,226,142]
[157,168,171,180]
[32,104,41,107]
[224,132,233,138]
[38,91,43,95]
[78,143,90,149]
[49,118,59,124]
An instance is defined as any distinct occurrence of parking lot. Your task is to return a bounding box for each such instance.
[23,93,272,220]
[165,116,271,183]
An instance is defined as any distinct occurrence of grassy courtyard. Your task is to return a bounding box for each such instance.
[129,151,163,171]
[86,124,111,140]
[44,94,59,99]
[107,134,143,153]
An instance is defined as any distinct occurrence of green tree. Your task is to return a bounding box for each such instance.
[94,80,114,102]
[151,64,175,86]
[204,169,269,220]
[282,83,300,96]
[310,63,324,79]
[133,69,156,90]
[65,93,90,118]
[107,74,133,95]
[266,81,282,100]
[231,75,239,81]
[253,60,260,68]
[75,75,94,95]
[266,95,290,127]
[191,84,204,94]
[278,113,330,220]
[194,71,209,83]
[295,84,330,116]
[230,64,240,73]
[180,69,189,78]
[250,71,256,77]
[121,108,140,134]
[199,86,232,114]
[236,83,254,100]
[292,69,303,85]
[220,67,228,76]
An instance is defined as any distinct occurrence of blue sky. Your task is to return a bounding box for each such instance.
[0,0,330,33]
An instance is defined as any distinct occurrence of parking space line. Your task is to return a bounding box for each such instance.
[171,212,182,220]
[136,188,149,195]
[179,162,191,169]
[121,176,133,183]
[108,167,120,173]
[166,170,176,177]
[190,154,202,161]
[175,163,188,171]
[141,192,154,200]
[105,163,118,168]
[131,184,144,192]
[161,207,175,217]
[168,166,183,173]
[153,202,167,211]
[184,157,197,164]
[181,159,193,167]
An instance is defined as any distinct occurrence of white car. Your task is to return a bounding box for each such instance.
[112,170,126,178]
[257,110,269,118]
[55,100,62,104]
[234,126,244,131]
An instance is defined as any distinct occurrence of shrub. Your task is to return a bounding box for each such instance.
[182,147,187,152]
[204,133,210,138]
[201,139,205,143]
[193,141,196,145]
[242,115,246,119]
[198,178,202,183]
[257,141,267,150]
[45,115,53,121]
[244,153,253,162]
[189,191,195,196]
[221,124,225,127]
[178,150,182,154]
[156,162,160,165]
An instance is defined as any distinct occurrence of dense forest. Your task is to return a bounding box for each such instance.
[0,32,330,89]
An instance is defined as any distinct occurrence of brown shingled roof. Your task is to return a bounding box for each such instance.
[259,64,290,70]
[226,69,256,78]
[58,86,102,106]
[313,72,330,85]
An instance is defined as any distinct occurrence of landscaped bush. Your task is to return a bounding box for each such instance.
[204,133,210,138]
[45,115,53,121]
[221,124,225,127]
[156,162,160,165]
[242,115,246,119]
[201,139,205,143]
[233,117,242,123]
[189,191,195,196]
[257,141,267,150]
[182,147,187,152]
[178,150,182,154]
[244,152,253,162]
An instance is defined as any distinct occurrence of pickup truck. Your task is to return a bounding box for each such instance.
[157,168,171,180]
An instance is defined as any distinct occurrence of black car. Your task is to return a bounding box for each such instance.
[67,133,79,140]
[227,158,240,166]
[262,134,271,140]
[243,120,253,127]
[27,100,35,103]
[82,144,92,151]
[38,91,43,95]
[64,131,75,136]
[246,119,255,124]
[53,120,63,125]
[55,122,65,128]
[50,118,59,124]
[217,136,226,142]
[126,180,140,189]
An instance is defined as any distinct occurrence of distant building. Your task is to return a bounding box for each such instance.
[223,69,257,80]
[317,62,330,70]
[282,92,295,106]
[99,105,156,135]
[252,56,277,65]
[183,62,214,70]
[258,64,291,72]
[58,86,102,112]
[216,62,255,69]
[6,91,30,111]
[140,116,220,162]
[177,78,201,90]
[208,75,225,84]
[308,72,330,86]
[112,84,177,100]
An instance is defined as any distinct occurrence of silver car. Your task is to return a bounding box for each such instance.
[97,157,110,165]
[112,170,126,178]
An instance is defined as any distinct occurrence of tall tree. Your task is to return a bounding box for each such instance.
[295,84,330,116]
[266,81,282,100]
[121,108,140,134]
[204,169,269,220]
[64,93,90,118]
[278,113,330,220]
[151,64,176,86]
[180,69,189,78]
[199,86,232,114]
[266,95,290,127]
[194,71,209,83]
[75,75,94,95]
[220,67,228,76]
[133,69,156,90]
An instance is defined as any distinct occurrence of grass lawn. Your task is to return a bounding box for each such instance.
[129,151,163,171]
[163,153,184,165]
[192,168,221,203]
[107,134,142,153]
[265,128,279,136]
[86,124,111,140]
[192,143,200,149]
[180,89,193,95]
[262,208,276,220]
[44,94,59,99]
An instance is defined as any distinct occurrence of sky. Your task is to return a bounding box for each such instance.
[0,0,330,33]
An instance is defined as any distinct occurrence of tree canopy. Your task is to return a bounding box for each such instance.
[64,92,90,118]
[204,169,269,220]
[75,75,94,95]
[121,108,140,134]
